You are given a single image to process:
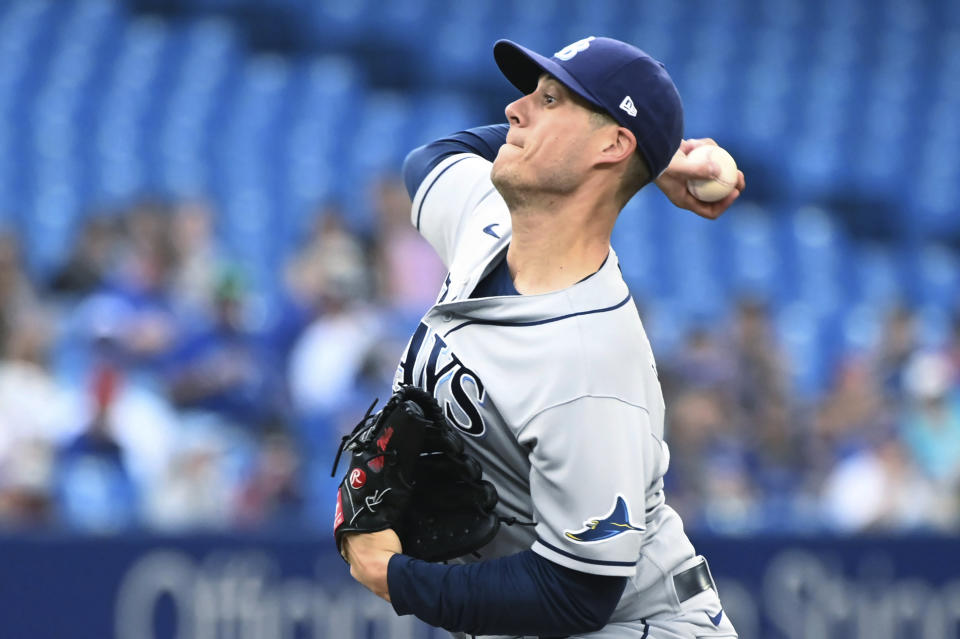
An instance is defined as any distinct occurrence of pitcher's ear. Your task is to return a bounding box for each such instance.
[598,126,637,166]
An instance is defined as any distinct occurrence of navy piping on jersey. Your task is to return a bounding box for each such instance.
[641,618,650,638]
[444,293,632,338]
[536,536,638,567]
[415,156,473,230]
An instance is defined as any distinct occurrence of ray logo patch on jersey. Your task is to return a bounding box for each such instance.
[564,495,644,543]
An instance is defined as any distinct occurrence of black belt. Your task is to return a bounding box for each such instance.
[673,558,715,603]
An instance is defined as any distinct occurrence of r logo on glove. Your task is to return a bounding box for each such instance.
[349,468,366,489]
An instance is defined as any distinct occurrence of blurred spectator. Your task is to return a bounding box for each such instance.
[169,198,224,316]
[899,351,960,487]
[667,385,764,534]
[272,203,359,367]
[48,214,121,297]
[814,349,960,533]
[0,438,54,528]
[166,266,286,429]
[948,312,960,384]
[662,388,729,527]
[807,357,900,531]
[71,204,181,374]
[372,177,445,315]
[701,452,762,534]
[285,204,374,307]
[123,199,174,260]
[729,298,790,432]
[666,304,806,530]
[144,424,234,531]
[874,306,918,400]
[0,315,75,468]
[0,232,42,353]
[235,430,304,528]
[287,210,383,421]
[667,327,736,393]
[0,306,72,529]
[54,365,138,532]
[820,431,943,532]
[288,294,383,421]
[811,357,893,467]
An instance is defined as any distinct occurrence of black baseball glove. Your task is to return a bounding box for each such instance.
[332,385,500,562]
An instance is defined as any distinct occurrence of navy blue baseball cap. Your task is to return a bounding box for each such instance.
[493,36,683,179]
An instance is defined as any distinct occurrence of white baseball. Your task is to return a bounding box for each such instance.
[685,145,738,202]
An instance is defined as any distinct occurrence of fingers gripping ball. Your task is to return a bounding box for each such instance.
[686,145,738,202]
[332,386,500,562]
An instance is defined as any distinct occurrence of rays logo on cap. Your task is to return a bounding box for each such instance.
[565,495,644,543]
[554,36,595,61]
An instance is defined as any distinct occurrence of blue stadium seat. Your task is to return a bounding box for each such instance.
[307,0,372,46]
[727,203,780,302]
[789,206,850,316]
[662,207,728,317]
[613,196,658,295]
[841,302,884,355]
[914,244,959,308]
[775,302,825,398]
[407,90,486,148]
[914,303,953,349]
[852,242,904,308]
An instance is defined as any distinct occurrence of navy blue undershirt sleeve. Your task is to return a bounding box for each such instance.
[388,550,627,636]
[402,124,509,199]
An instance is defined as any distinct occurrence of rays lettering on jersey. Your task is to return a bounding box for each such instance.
[397,322,487,436]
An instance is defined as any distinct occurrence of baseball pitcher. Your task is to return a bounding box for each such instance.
[338,35,745,639]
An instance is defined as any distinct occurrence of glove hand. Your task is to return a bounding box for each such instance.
[655,138,745,220]
[342,529,401,602]
[332,386,500,564]
[332,392,430,559]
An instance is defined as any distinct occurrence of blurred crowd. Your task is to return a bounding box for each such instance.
[0,178,958,536]
[660,299,960,534]
[0,177,446,533]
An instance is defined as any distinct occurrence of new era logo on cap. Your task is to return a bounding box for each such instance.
[619,96,637,117]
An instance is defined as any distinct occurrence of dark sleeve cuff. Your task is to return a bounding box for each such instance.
[386,550,626,636]
[388,553,417,616]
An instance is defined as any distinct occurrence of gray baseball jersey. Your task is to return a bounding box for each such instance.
[395,153,738,639]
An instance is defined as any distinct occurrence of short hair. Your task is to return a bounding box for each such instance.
[589,109,652,206]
